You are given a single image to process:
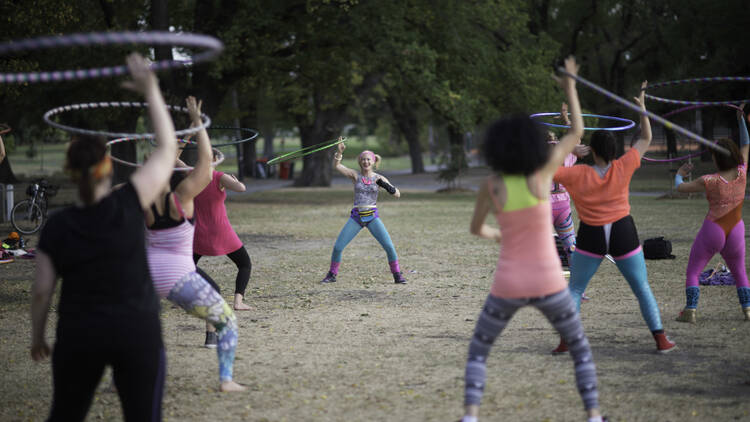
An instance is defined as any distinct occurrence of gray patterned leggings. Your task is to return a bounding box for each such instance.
[464,289,599,410]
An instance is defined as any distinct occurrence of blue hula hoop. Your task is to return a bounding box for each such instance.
[530,112,636,131]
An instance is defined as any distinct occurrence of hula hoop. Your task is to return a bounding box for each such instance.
[530,112,635,131]
[43,102,211,139]
[173,126,259,149]
[642,103,743,163]
[556,67,730,156]
[0,124,10,135]
[0,31,223,84]
[106,137,225,171]
[643,76,750,106]
[267,137,347,165]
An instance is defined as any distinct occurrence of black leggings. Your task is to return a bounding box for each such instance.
[48,316,165,422]
[194,245,251,296]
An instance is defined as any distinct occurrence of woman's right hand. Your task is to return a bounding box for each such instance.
[337,138,346,154]
[122,53,158,95]
[186,96,203,122]
[31,340,50,361]
[677,162,694,177]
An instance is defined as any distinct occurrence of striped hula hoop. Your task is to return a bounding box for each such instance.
[0,31,223,84]
[555,67,730,156]
[43,101,211,139]
[643,76,750,106]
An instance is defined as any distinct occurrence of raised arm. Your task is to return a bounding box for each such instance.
[30,251,57,361]
[738,103,748,165]
[541,56,583,177]
[631,81,652,157]
[125,53,178,210]
[0,135,5,163]
[469,179,502,242]
[175,96,212,200]
[220,173,246,192]
[333,140,357,181]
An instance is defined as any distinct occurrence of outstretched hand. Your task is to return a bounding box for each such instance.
[186,96,203,122]
[337,137,346,154]
[573,144,590,157]
[121,53,158,95]
[738,102,746,121]
[633,81,648,109]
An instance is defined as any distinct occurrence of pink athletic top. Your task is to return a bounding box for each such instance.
[146,195,196,298]
[550,153,578,203]
[488,176,567,299]
[703,164,746,235]
[193,171,243,256]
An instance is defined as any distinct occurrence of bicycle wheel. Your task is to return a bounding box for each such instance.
[11,200,44,234]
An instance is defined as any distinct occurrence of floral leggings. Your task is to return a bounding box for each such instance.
[167,271,238,382]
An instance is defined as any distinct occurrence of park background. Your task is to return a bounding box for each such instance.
[1,0,750,421]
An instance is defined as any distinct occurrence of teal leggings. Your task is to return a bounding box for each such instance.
[331,217,398,263]
[569,250,663,331]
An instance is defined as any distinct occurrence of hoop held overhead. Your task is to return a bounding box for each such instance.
[43,101,211,139]
[643,76,750,106]
[555,67,730,156]
[0,31,223,84]
[106,137,225,171]
[174,126,259,149]
[530,112,635,131]
[642,103,743,163]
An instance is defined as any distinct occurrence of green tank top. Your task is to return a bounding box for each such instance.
[502,174,540,212]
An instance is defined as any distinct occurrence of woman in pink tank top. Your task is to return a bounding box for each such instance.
[674,105,750,322]
[458,57,605,422]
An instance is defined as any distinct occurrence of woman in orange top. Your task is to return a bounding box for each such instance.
[553,81,676,354]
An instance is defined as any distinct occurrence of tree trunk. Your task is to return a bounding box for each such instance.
[666,128,677,157]
[294,123,336,187]
[700,109,714,162]
[387,95,424,174]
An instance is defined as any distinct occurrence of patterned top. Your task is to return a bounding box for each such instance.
[146,194,196,298]
[704,164,746,229]
[550,152,578,203]
[193,171,243,256]
[354,173,379,207]
[488,175,566,299]
[554,148,641,226]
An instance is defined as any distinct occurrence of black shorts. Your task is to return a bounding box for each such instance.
[576,215,640,258]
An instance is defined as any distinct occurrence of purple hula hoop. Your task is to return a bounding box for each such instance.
[642,103,742,163]
[0,31,223,84]
[556,67,729,156]
[644,76,750,106]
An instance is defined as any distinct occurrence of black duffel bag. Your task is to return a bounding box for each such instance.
[643,237,675,259]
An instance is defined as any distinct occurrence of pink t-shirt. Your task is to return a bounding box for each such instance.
[193,171,243,256]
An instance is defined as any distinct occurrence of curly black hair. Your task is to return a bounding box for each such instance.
[483,114,549,175]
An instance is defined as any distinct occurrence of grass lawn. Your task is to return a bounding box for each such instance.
[1,164,750,421]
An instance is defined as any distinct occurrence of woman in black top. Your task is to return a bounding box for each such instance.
[30,53,178,422]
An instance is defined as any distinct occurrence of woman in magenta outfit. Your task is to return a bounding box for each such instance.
[192,169,251,310]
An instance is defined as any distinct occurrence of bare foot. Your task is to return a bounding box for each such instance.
[233,302,252,311]
[220,381,247,392]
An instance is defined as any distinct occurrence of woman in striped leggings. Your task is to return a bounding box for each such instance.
[460,57,603,422]
[145,96,244,392]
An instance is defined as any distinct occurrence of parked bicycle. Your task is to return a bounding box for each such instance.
[11,179,58,234]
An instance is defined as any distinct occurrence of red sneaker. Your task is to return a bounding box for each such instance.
[551,338,568,354]
[654,332,676,354]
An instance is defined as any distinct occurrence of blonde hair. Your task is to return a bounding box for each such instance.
[359,150,381,169]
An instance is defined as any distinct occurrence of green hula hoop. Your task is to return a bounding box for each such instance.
[267,137,347,165]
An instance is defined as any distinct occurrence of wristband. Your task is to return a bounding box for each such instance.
[376,178,397,194]
[739,113,749,146]
[333,153,343,160]
[675,174,684,187]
